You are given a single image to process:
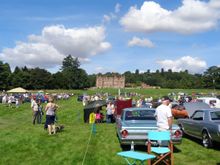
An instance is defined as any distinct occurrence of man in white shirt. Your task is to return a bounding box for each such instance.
[31,97,39,125]
[155,96,172,131]
[106,102,114,123]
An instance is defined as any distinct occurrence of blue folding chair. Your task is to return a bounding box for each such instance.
[147,131,174,165]
[117,150,155,165]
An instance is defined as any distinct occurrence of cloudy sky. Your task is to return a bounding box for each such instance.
[0,0,220,74]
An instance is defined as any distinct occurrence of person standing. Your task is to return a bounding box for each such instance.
[106,102,114,123]
[31,97,39,125]
[154,96,173,131]
[45,97,59,135]
[37,100,43,124]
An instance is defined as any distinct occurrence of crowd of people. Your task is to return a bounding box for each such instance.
[1,90,217,137]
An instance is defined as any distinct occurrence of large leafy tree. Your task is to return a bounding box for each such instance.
[10,66,31,89]
[203,66,220,89]
[51,72,67,89]
[0,61,11,90]
[61,55,89,89]
[29,67,52,89]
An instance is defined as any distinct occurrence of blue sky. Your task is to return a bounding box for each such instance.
[0,0,220,74]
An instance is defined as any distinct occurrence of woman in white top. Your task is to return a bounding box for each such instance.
[45,97,59,135]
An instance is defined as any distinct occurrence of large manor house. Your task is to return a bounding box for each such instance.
[96,75,125,88]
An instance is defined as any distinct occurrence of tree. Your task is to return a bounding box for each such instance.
[203,66,220,89]
[0,61,11,90]
[62,55,80,71]
[51,72,67,89]
[61,55,89,89]
[135,69,139,75]
[29,68,52,89]
[88,74,96,87]
[10,66,31,89]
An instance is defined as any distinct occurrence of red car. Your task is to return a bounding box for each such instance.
[172,105,189,119]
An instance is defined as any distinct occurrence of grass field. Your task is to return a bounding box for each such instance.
[1,92,220,165]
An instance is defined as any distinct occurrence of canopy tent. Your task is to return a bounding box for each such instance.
[84,100,107,123]
[84,100,107,110]
[7,87,28,93]
[37,90,44,94]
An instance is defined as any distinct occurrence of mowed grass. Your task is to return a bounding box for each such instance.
[0,96,220,165]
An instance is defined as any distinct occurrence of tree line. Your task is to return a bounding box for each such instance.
[0,55,219,90]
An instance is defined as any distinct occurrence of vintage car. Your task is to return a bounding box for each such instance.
[116,107,182,146]
[177,109,220,148]
[172,105,189,119]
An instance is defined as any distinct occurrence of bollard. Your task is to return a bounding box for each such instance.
[92,123,96,134]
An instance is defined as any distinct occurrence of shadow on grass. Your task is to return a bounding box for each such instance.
[183,134,220,151]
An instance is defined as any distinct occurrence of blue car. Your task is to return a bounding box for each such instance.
[116,107,182,146]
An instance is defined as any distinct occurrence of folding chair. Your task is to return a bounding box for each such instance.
[147,131,173,165]
[117,151,155,165]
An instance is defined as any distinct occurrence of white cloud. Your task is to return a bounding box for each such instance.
[115,3,121,13]
[120,0,220,34]
[0,25,111,69]
[103,3,121,24]
[209,0,220,8]
[92,66,116,74]
[103,13,117,24]
[128,36,154,48]
[103,15,112,23]
[157,56,207,73]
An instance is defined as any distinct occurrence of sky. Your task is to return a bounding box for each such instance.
[0,0,220,74]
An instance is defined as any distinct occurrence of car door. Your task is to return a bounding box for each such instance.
[189,111,204,137]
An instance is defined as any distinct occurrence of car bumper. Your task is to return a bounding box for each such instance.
[119,137,182,145]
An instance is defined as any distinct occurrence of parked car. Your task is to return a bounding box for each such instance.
[177,109,220,148]
[116,107,182,146]
[196,97,220,108]
[183,102,210,117]
[172,104,189,119]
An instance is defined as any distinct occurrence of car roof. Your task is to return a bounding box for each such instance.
[123,107,155,111]
[194,108,220,112]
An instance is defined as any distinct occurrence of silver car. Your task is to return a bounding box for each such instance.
[116,107,182,146]
[177,109,220,148]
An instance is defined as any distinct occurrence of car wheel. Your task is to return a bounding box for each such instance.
[202,131,213,148]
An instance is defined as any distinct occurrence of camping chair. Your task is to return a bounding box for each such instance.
[117,150,155,165]
[147,131,173,165]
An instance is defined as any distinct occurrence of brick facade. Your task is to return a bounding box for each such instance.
[96,76,125,88]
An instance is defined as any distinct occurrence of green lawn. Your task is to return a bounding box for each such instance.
[0,96,220,165]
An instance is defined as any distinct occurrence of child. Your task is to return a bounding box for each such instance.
[95,110,101,123]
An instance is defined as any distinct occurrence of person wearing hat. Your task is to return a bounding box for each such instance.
[154,96,173,131]
[45,97,59,135]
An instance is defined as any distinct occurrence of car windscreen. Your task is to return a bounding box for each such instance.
[125,110,155,120]
[210,111,220,120]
